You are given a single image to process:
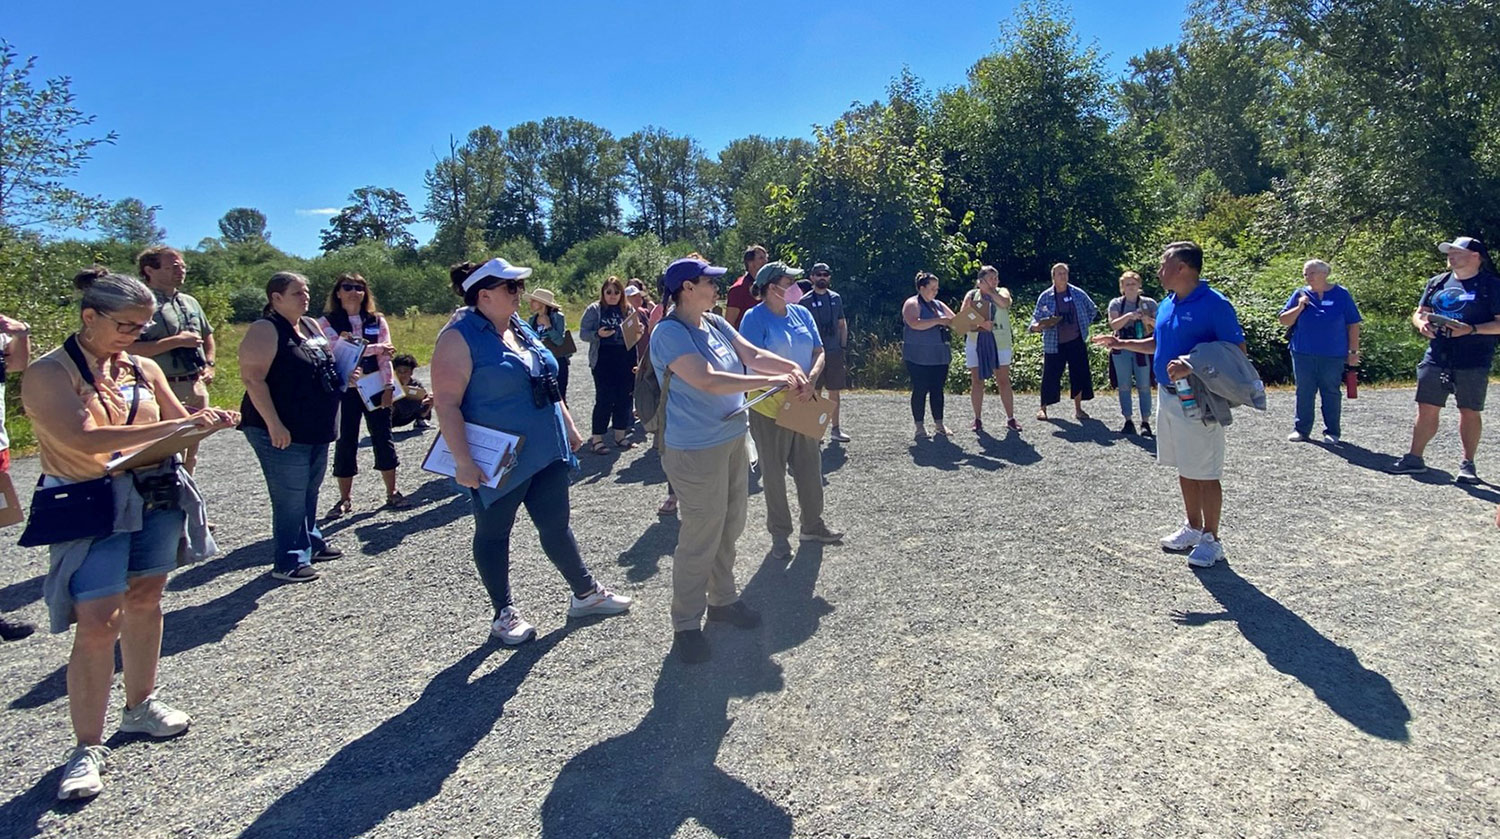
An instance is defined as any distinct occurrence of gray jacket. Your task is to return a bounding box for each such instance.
[1181,341,1267,427]
[45,459,216,633]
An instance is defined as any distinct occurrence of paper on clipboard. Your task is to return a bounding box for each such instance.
[105,422,223,473]
[330,337,366,388]
[355,373,388,412]
[421,423,524,490]
[723,385,787,420]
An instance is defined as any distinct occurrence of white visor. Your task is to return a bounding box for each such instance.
[462,257,533,292]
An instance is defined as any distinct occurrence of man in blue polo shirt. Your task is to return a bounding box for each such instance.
[1095,241,1246,569]
[1389,236,1500,483]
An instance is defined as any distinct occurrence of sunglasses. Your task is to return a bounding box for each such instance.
[811,273,831,278]
[500,279,525,294]
[339,283,367,293]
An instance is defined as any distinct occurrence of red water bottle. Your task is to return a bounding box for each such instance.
[1344,366,1358,399]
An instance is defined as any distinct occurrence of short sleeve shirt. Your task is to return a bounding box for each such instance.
[1419,270,1500,369]
[801,290,845,347]
[1109,295,1159,341]
[1281,285,1361,358]
[738,302,823,373]
[1055,294,1082,344]
[651,315,749,451]
[139,288,213,376]
[1153,282,1245,383]
[725,274,757,329]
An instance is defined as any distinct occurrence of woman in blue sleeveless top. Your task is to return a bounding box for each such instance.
[902,272,956,439]
[429,258,631,646]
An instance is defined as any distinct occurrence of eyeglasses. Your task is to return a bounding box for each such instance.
[101,313,151,335]
[339,283,367,293]
[811,273,831,278]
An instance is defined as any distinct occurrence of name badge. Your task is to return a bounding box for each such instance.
[1321,300,1335,307]
[1459,293,1477,302]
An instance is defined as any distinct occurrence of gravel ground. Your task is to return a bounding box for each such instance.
[1,372,1498,838]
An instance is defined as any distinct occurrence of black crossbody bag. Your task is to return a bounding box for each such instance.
[17,337,145,547]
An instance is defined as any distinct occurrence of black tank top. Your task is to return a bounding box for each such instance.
[239,312,342,444]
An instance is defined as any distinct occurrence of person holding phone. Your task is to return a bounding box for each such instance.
[318,272,409,515]
[430,258,630,646]
[1390,237,1500,481]
[1031,262,1098,422]
[903,272,956,438]
[579,276,638,453]
[1278,259,1361,444]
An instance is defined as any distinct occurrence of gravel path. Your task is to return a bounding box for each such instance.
[1,373,1498,838]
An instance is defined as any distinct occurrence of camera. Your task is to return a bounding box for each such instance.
[171,346,209,375]
[530,370,563,408]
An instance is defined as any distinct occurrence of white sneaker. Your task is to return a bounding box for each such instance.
[568,585,632,617]
[490,606,536,645]
[118,694,191,738]
[829,426,850,443]
[57,744,109,800]
[1187,534,1225,568]
[1160,523,1203,552]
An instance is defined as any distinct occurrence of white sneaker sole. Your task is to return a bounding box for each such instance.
[118,720,189,738]
[492,627,536,646]
[568,602,631,618]
[58,779,102,801]
[1187,551,1223,569]
[1160,539,1200,553]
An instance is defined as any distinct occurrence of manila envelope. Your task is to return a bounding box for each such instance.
[0,470,24,529]
[622,314,643,350]
[950,303,985,335]
[775,392,833,440]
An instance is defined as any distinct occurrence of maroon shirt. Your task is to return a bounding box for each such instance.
[726,272,756,329]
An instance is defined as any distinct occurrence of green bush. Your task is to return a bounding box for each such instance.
[228,286,266,322]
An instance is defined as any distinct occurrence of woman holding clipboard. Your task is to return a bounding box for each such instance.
[23,267,238,801]
[429,258,631,646]
[318,272,410,516]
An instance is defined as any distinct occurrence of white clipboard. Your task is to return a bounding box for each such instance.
[331,337,366,388]
[723,384,787,420]
[421,422,524,490]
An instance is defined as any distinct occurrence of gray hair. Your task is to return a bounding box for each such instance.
[1303,259,1332,278]
[71,265,154,316]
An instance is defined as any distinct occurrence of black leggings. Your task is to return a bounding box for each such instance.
[907,362,947,423]
[1041,337,1094,407]
[591,343,635,436]
[332,388,397,478]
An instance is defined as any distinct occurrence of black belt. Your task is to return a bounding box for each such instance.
[166,373,201,382]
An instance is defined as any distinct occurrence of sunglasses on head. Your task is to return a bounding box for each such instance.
[339,283,367,293]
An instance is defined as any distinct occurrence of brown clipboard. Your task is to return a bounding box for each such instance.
[0,470,23,528]
[105,423,224,474]
[775,392,833,440]
[622,314,643,350]
[950,302,985,335]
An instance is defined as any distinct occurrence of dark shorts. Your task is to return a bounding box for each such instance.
[1415,361,1490,411]
[817,349,848,391]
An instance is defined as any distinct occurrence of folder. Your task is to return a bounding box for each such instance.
[623,314,643,350]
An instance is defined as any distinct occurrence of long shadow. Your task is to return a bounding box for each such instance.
[352,494,468,556]
[614,445,667,487]
[1325,441,1500,503]
[820,442,847,474]
[0,766,91,837]
[976,429,1043,466]
[1173,564,1410,741]
[238,629,572,839]
[0,575,44,611]
[1049,417,1118,446]
[573,449,624,485]
[12,574,279,710]
[909,436,1006,472]
[540,544,831,837]
[617,517,680,583]
[166,541,272,592]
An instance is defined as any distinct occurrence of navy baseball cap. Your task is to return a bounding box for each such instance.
[1439,236,1487,255]
[662,258,728,294]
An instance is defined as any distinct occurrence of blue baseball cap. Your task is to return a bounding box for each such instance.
[662,258,728,294]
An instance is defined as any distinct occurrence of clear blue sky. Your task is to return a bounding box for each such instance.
[6,1,1186,257]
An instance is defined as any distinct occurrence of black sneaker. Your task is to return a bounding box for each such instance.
[672,629,711,664]
[0,615,36,642]
[1139,421,1153,438]
[706,600,761,629]
[1389,454,1427,475]
[312,546,344,562]
[1457,459,1480,484]
[1120,419,1136,435]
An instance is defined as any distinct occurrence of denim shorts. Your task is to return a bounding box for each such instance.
[68,506,185,602]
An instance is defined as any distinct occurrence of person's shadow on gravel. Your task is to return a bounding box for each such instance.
[11,574,280,710]
[1324,441,1500,502]
[352,494,469,556]
[976,429,1042,466]
[1050,416,1118,447]
[910,435,1006,471]
[820,443,847,474]
[0,574,44,611]
[1173,565,1411,741]
[614,445,668,487]
[616,516,680,582]
[237,627,573,839]
[539,544,832,838]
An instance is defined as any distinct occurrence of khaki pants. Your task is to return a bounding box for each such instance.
[662,435,749,631]
[169,376,209,472]
[747,411,826,540]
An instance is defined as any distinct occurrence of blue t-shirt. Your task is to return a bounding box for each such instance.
[651,314,749,451]
[1282,285,1362,358]
[1154,282,1246,383]
[1419,270,1500,369]
[738,302,823,374]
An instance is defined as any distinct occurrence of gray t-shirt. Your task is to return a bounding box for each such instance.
[1108,295,1159,340]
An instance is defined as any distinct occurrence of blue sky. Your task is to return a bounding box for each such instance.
[6,1,1187,257]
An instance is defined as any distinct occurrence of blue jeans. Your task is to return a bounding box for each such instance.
[1111,352,1152,419]
[244,427,329,573]
[1291,352,1344,437]
[471,460,595,617]
[69,507,186,602]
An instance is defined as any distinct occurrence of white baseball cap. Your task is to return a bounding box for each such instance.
[461,257,533,292]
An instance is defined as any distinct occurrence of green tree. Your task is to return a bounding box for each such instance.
[539,117,623,257]
[0,41,117,230]
[320,186,418,253]
[218,207,268,243]
[622,127,715,242]
[101,197,165,245]
[489,121,548,249]
[713,136,812,243]
[422,126,508,261]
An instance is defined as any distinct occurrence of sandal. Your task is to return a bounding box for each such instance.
[657,495,678,516]
[384,492,413,510]
[1075,409,1091,421]
[614,436,636,450]
[1035,410,1048,422]
[324,498,352,520]
[590,440,610,455]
